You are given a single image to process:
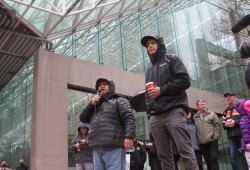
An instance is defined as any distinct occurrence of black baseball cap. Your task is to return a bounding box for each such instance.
[224,92,236,97]
[95,78,110,90]
[141,35,158,47]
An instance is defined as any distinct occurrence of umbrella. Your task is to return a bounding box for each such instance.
[129,89,146,112]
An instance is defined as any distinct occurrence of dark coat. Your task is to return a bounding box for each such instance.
[144,36,190,116]
[126,141,147,170]
[79,78,136,148]
[16,164,28,170]
[222,107,242,138]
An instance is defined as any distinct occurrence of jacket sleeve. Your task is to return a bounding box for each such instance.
[79,102,95,123]
[244,117,250,145]
[145,68,153,117]
[70,134,78,151]
[145,90,151,117]
[234,99,250,117]
[160,55,191,95]
[212,112,221,140]
[222,109,230,130]
[117,97,136,139]
[139,144,147,163]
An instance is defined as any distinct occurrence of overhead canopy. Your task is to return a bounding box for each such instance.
[3,0,184,39]
[0,4,47,91]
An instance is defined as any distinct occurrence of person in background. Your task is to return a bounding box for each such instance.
[0,160,11,170]
[141,35,198,170]
[126,140,147,170]
[147,132,162,170]
[79,78,136,170]
[234,99,250,169]
[193,99,221,170]
[222,92,248,170]
[147,133,180,170]
[171,138,180,170]
[187,110,203,170]
[70,122,93,170]
[15,159,28,170]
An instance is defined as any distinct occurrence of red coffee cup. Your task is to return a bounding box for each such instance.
[146,82,155,90]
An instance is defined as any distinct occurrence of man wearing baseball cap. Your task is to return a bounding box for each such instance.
[79,77,136,170]
[141,35,198,170]
[222,92,248,170]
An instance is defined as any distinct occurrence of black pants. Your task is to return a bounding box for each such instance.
[199,140,219,170]
[194,150,203,170]
[149,156,162,170]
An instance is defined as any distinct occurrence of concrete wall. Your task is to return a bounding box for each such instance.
[31,50,226,170]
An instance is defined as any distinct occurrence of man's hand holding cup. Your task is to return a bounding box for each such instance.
[76,143,81,152]
[146,82,161,99]
[79,139,86,145]
[226,119,235,127]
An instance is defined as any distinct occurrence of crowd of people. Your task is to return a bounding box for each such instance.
[72,34,250,170]
[72,36,250,170]
[140,35,250,170]
[0,159,28,170]
[2,35,250,170]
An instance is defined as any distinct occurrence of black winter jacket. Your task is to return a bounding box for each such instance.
[126,141,147,170]
[79,79,136,148]
[145,36,190,116]
[222,107,242,138]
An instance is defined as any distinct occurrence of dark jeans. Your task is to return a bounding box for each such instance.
[194,150,203,170]
[199,140,219,170]
[229,136,241,170]
[228,136,248,170]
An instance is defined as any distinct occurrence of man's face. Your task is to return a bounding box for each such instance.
[1,161,7,167]
[197,101,207,112]
[19,159,24,166]
[146,39,158,55]
[98,81,109,94]
[80,127,88,135]
[225,95,236,105]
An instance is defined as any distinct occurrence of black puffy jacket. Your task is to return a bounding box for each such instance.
[79,78,136,148]
[144,36,190,116]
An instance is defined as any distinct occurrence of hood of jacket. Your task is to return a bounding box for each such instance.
[141,35,167,64]
[234,99,249,116]
[78,122,89,133]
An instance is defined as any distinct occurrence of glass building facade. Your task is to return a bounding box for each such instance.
[0,0,249,169]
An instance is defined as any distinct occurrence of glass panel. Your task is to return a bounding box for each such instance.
[101,20,121,68]
[99,2,122,18]
[122,0,139,11]
[0,58,33,169]
[123,14,145,74]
